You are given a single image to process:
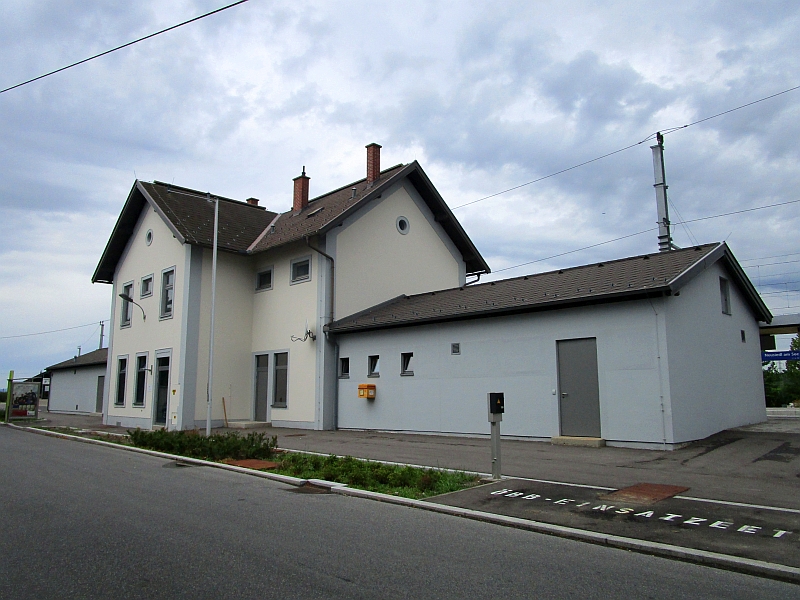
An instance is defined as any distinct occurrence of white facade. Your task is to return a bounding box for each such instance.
[335,262,767,448]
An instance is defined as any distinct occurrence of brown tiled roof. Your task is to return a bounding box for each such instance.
[328,243,764,333]
[46,348,108,371]
[140,182,278,253]
[249,164,407,253]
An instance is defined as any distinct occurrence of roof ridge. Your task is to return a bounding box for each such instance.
[306,163,406,204]
[150,180,266,210]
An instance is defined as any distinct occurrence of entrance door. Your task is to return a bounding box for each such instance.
[95,376,105,413]
[557,338,601,438]
[154,356,170,425]
[254,355,269,421]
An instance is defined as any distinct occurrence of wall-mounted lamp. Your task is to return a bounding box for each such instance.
[119,293,146,321]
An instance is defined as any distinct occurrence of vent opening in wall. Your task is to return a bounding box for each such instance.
[396,216,409,235]
[451,343,460,355]
[741,330,746,343]
[145,229,153,246]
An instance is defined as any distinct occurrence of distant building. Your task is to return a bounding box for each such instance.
[46,348,108,414]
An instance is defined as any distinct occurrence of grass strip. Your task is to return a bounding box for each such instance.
[272,452,480,499]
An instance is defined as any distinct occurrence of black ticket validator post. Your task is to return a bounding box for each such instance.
[488,393,504,480]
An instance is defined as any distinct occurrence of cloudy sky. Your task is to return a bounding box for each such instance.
[2,0,800,380]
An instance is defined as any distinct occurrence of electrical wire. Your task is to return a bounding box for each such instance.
[0,321,103,340]
[740,252,800,263]
[0,0,251,95]
[451,84,800,211]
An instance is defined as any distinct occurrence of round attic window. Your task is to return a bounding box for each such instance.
[145,229,153,246]
[396,216,409,235]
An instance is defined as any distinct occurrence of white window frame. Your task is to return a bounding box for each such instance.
[290,255,312,285]
[133,352,149,407]
[451,343,461,355]
[272,351,289,408]
[256,266,274,292]
[115,356,128,406]
[140,274,154,298]
[720,277,731,315]
[400,352,414,376]
[339,357,350,379]
[120,282,133,328]
[368,355,380,378]
[160,266,176,320]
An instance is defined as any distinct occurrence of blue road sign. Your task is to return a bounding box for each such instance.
[762,350,800,361]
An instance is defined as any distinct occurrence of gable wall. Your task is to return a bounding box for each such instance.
[665,260,766,441]
[330,181,466,320]
[106,205,187,428]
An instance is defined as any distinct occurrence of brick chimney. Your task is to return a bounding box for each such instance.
[246,197,259,206]
[366,143,381,185]
[293,167,310,213]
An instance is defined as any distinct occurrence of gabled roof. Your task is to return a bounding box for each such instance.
[92,181,277,283]
[327,243,771,334]
[46,348,108,372]
[249,161,490,275]
[93,162,489,284]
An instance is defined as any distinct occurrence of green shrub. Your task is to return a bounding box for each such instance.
[274,453,479,499]
[127,429,277,460]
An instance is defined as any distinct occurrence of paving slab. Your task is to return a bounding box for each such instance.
[428,478,800,569]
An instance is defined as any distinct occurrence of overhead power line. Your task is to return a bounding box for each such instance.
[493,197,800,275]
[0,321,103,340]
[0,0,251,95]
[451,84,800,211]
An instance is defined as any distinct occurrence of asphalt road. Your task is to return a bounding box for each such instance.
[2,427,798,599]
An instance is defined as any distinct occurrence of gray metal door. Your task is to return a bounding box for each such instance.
[557,338,601,438]
[255,355,269,421]
[95,376,105,413]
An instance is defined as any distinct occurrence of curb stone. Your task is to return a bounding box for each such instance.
[4,422,799,584]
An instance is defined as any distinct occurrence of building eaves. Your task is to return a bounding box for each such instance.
[46,348,108,372]
[327,244,726,334]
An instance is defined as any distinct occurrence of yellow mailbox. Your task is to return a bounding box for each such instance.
[358,384,376,400]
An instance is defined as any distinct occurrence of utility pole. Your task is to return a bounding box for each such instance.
[99,321,105,349]
[650,132,676,252]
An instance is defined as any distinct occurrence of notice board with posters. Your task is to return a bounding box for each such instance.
[10,382,40,418]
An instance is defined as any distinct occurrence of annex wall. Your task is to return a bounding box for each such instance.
[331,181,466,320]
[336,300,668,445]
[49,365,106,414]
[665,260,766,442]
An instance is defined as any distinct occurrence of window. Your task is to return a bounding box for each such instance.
[272,352,288,408]
[720,277,731,315]
[134,354,148,406]
[161,268,175,319]
[141,275,154,298]
[451,343,460,355]
[256,267,273,291]
[290,256,311,284]
[339,357,350,378]
[401,352,414,376]
[368,355,380,377]
[115,357,127,406]
[145,229,153,246]
[120,282,133,327]
[741,330,747,343]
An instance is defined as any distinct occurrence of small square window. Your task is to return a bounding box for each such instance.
[339,357,350,378]
[141,275,153,298]
[401,352,414,376]
[290,256,311,284]
[720,277,731,315]
[256,268,273,291]
[451,343,460,355]
[368,355,380,377]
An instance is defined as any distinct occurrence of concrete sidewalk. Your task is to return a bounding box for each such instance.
[22,411,800,510]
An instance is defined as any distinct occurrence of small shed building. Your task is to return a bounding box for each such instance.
[46,348,108,414]
[329,243,770,449]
